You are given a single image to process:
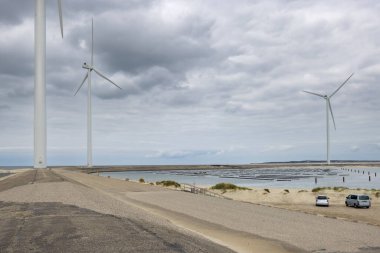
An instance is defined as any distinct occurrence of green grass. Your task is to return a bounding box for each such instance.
[210,183,249,190]
[156,180,181,188]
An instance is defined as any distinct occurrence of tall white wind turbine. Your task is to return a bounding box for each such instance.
[34,0,64,168]
[303,73,354,165]
[74,19,122,168]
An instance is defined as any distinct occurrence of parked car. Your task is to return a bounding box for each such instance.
[345,194,371,208]
[316,195,329,207]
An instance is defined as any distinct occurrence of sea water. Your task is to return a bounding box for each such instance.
[100,167,380,189]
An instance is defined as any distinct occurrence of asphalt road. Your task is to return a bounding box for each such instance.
[0,170,234,253]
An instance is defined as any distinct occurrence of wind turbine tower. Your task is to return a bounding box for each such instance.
[303,73,354,165]
[34,0,63,168]
[74,19,122,168]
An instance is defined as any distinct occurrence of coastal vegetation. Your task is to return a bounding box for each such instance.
[210,183,249,191]
[312,186,349,192]
[311,186,380,197]
[139,178,145,183]
[156,180,181,188]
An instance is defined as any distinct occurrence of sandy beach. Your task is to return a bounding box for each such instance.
[217,187,380,227]
[1,168,380,253]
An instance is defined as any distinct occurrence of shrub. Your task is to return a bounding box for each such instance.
[312,187,323,192]
[139,178,145,183]
[298,190,308,193]
[376,192,380,198]
[211,183,248,190]
[156,180,181,188]
[333,187,348,192]
[264,189,270,193]
[284,189,289,193]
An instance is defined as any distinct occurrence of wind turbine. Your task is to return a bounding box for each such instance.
[74,19,122,168]
[34,0,64,168]
[303,73,354,165]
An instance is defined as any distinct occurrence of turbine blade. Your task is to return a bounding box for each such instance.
[330,73,354,98]
[328,99,336,130]
[303,90,325,98]
[93,68,122,89]
[74,72,89,96]
[58,0,63,38]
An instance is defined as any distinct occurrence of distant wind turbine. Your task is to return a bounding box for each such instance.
[303,73,354,165]
[74,19,122,168]
[34,0,64,168]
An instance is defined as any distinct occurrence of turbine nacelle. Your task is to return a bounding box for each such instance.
[82,62,93,70]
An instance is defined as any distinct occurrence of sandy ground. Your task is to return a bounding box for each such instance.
[54,169,380,253]
[214,187,380,227]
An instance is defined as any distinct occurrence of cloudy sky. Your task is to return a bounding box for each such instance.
[0,0,379,166]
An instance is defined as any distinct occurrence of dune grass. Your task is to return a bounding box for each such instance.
[139,178,145,183]
[211,183,249,191]
[333,187,348,192]
[156,180,181,188]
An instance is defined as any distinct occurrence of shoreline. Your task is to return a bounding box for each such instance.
[62,162,380,174]
[98,173,380,227]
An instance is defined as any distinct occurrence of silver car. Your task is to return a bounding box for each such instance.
[316,195,329,207]
[345,194,371,208]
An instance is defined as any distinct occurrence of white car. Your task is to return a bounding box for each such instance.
[316,195,329,207]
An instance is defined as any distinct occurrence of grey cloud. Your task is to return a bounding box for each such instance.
[0,0,33,25]
[2,1,380,165]
[147,149,229,159]
[0,105,10,111]
[94,10,216,74]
